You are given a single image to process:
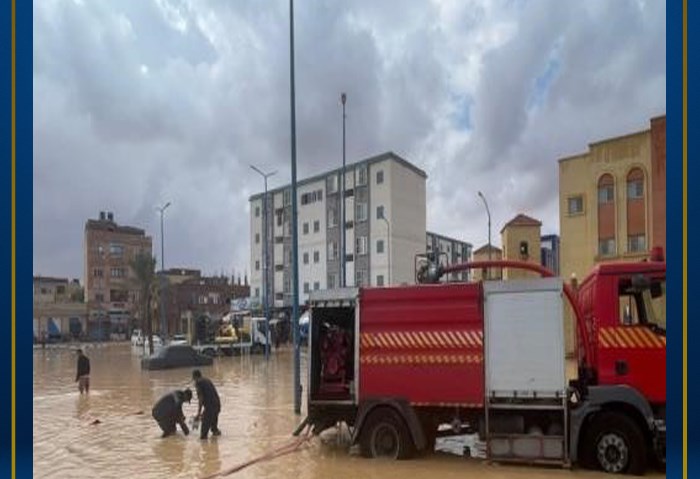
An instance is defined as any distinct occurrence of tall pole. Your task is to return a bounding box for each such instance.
[157,201,171,337]
[290,0,302,414]
[340,93,347,287]
[250,165,277,361]
[379,213,391,285]
[477,192,491,280]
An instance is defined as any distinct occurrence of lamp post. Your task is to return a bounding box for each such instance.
[250,165,277,361]
[477,191,491,280]
[157,201,171,338]
[340,92,347,287]
[290,0,302,414]
[379,212,391,285]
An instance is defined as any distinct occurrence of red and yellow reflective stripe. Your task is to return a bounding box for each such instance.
[598,327,665,349]
[360,330,484,350]
[360,353,483,365]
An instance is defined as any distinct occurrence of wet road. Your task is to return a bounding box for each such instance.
[33,344,665,479]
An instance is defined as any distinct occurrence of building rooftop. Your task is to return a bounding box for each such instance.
[473,244,502,255]
[500,214,542,233]
[85,219,146,236]
[426,230,472,248]
[249,151,427,201]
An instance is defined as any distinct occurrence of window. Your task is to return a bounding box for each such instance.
[303,253,309,265]
[110,268,126,278]
[628,235,646,253]
[110,289,128,302]
[355,270,367,287]
[255,206,260,217]
[303,223,309,235]
[255,287,260,297]
[313,220,320,233]
[255,233,260,244]
[598,174,615,204]
[376,205,385,220]
[93,268,103,278]
[328,175,338,193]
[283,189,291,205]
[328,209,337,227]
[568,195,584,215]
[109,243,124,256]
[627,169,644,199]
[255,260,260,271]
[356,236,368,255]
[376,170,384,184]
[327,274,337,289]
[356,203,368,222]
[599,238,616,256]
[376,275,384,287]
[328,241,338,260]
[303,283,310,294]
[313,282,320,291]
[95,293,105,302]
[276,211,283,227]
[284,277,291,293]
[314,251,320,263]
[357,166,367,186]
[377,239,384,254]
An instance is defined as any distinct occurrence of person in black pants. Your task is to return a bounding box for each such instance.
[152,388,192,438]
[75,349,91,394]
[192,369,221,439]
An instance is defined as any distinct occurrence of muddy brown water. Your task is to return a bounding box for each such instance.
[33,344,664,479]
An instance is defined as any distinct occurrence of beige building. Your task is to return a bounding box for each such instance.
[472,245,503,281]
[500,214,542,280]
[33,276,87,340]
[558,115,666,355]
[84,211,153,340]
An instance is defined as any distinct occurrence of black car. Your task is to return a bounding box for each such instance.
[141,345,213,370]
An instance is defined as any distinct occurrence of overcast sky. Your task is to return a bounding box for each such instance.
[33,0,666,282]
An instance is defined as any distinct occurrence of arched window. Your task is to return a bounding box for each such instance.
[626,168,646,253]
[597,174,616,256]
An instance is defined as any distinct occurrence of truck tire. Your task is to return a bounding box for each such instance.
[583,412,647,475]
[359,407,415,460]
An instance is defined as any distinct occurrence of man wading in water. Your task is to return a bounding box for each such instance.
[192,370,221,439]
[75,349,90,394]
[152,388,193,438]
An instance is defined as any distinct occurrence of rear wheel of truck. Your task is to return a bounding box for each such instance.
[360,407,415,460]
[583,412,647,475]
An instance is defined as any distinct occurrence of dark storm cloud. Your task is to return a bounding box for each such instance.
[33,0,665,280]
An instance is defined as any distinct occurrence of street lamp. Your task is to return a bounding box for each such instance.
[379,211,391,285]
[157,201,171,338]
[250,165,277,361]
[477,191,491,280]
[340,92,347,287]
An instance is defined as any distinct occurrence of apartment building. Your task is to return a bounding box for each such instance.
[33,276,87,341]
[250,152,427,309]
[425,231,473,282]
[84,211,152,339]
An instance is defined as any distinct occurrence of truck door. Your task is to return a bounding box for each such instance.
[598,275,666,403]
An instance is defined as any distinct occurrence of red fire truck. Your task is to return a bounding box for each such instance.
[296,252,666,475]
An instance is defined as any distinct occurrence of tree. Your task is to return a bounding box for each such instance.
[131,252,157,355]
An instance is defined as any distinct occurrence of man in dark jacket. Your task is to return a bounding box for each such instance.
[75,349,91,394]
[192,369,221,439]
[152,388,193,438]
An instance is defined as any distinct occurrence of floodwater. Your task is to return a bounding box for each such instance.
[34,344,665,479]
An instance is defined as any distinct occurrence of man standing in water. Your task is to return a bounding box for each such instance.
[192,369,221,439]
[75,349,90,394]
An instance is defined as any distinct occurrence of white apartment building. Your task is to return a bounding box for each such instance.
[425,231,473,282]
[249,152,427,308]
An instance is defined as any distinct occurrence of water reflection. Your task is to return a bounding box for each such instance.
[34,344,664,479]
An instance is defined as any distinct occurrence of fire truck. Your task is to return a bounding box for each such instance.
[295,251,666,475]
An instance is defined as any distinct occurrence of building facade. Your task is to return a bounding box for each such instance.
[540,234,560,275]
[84,211,153,339]
[500,214,542,280]
[472,244,503,281]
[163,269,250,335]
[425,231,473,282]
[250,152,428,309]
[33,276,87,341]
[559,116,666,282]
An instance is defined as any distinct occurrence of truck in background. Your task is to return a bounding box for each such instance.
[296,252,666,475]
[189,312,270,356]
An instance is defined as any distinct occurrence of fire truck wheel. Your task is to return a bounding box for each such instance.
[583,412,647,475]
[360,407,415,460]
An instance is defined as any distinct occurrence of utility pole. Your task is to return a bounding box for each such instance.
[477,192,491,280]
[157,201,171,337]
[250,165,277,361]
[340,93,347,287]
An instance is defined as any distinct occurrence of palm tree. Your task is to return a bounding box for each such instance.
[131,252,157,355]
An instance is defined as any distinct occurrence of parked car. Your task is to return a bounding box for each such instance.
[130,329,143,346]
[169,334,188,346]
[141,344,213,370]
